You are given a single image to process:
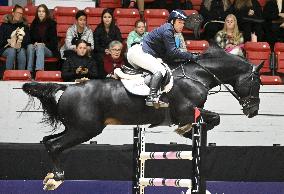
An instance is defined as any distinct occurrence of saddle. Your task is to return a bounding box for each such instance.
[114,65,173,96]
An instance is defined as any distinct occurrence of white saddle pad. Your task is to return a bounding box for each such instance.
[121,78,150,96]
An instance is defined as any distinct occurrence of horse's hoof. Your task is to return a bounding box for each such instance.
[175,123,192,135]
[43,172,54,184]
[43,178,63,191]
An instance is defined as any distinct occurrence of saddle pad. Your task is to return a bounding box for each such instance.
[121,78,150,96]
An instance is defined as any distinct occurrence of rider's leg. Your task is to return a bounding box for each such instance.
[127,44,168,108]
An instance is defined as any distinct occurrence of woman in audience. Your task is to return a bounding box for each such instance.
[60,10,94,59]
[200,0,233,40]
[232,0,264,42]
[127,19,148,49]
[27,4,58,74]
[61,39,98,82]
[0,4,30,70]
[263,0,284,49]
[175,32,187,52]
[93,8,122,78]
[103,41,126,78]
[128,0,145,17]
[215,14,244,57]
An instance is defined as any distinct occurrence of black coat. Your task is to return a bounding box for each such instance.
[200,0,233,24]
[93,24,122,54]
[233,0,263,25]
[263,0,284,21]
[30,18,59,56]
[0,14,30,55]
[62,54,98,82]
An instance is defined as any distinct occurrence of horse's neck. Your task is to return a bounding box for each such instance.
[196,58,250,89]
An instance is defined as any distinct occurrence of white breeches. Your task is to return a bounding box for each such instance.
[127,44,166,76]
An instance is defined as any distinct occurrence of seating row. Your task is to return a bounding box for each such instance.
[0,6,199,38]
[1,40,283,85]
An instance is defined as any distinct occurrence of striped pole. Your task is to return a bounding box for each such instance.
[140,151,192,160]
[139,178,192,188]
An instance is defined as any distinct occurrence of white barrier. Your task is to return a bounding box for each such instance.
[139,178,192,188]
[139,151,193,160]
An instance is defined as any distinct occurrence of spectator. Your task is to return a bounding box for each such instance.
[175,32,187,52]
[61,39,98,82]
[0,4,30,70]
[104,41,125,78]
[127,19,148,49]
[232,0,264,42]
[215,14,244,57]
[155,0,192,11]
[60,10,94,59]
[27,4,58,74]
[129,0,145,17]
[263,0,284,49]
[93,8,122,78]
[200,0,233,40]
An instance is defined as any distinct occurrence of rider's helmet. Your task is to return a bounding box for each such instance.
[168,9,187,23]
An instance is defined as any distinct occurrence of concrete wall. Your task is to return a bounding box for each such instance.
[0,81,283,146]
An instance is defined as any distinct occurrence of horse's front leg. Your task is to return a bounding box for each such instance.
[181,108,220,139]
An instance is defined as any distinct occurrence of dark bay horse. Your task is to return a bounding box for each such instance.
[22,45,263,190]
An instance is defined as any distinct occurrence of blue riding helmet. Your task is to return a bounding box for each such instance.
[168,9,187,23]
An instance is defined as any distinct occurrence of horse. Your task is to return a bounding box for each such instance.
[22,45,263,190]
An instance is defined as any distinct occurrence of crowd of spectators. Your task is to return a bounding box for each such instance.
[0,0,284,82]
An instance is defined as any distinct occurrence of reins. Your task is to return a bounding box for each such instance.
[173,61,241,103]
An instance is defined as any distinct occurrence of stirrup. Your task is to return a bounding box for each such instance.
[145,96,169,109]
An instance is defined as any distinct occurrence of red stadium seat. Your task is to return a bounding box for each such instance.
[244,42,271,74]
[53,6,78,38]
[114,8,140,39]
[260,75,283,85]
[144,9,169,32]
[35,71,62,82]
[191,0,203,11]
[3,70,32,81]
[186,40,209,53]
[0,6,13,24]
[99,0,122,8]
[274,42,284,74]
[24,5,37,25]
[84,7,105,31]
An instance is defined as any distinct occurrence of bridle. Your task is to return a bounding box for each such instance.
[234,68,261,112]
[172,61,261,109]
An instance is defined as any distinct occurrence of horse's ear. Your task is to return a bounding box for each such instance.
[254,61,264,72]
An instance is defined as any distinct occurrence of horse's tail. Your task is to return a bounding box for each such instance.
[22,82,67,129]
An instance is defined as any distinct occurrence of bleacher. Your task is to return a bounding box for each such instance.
[0,0,283,84]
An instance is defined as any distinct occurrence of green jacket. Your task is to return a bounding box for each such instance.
[126,30,148,49]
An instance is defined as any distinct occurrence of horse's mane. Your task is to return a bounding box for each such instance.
[201,42,227,59]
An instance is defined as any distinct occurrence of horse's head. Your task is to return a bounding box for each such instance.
[233,62,263,118]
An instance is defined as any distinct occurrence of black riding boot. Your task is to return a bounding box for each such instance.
[145,72,169,109]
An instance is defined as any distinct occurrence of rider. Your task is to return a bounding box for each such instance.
[127,9,199,108]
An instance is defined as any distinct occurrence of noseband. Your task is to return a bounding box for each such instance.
[235,71,261,111]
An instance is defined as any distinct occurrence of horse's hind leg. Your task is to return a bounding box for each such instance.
[43,127,102,190]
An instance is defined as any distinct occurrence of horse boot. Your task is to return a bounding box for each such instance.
[145,72,169,109]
